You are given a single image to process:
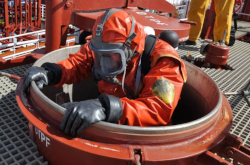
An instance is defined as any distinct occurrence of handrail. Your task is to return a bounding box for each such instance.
[1,30,76,60]
[0,29,45,59]
[3,48,45,60]
[0,38,45,49]
[0,30,45,41]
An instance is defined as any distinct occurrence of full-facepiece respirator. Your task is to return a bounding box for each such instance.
[89,9,137,85]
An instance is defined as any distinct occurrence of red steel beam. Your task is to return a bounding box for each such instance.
[4,0,9,27]
[3,0,10,37]
[25,0,28,29]
[1,0,42,37]
[34,0,37,27]
[37,0,42,28]
[195,151,233,165]
[226,146,250,164]
[15,0,18,31]
[19,0,22,34]
[29,0,32,26]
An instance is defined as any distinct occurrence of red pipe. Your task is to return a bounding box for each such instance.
[25,0,28,29]
[37,0,42,28]
[29,0,32,26]
[4,0,10,37]
[20,0,22,34]
[0,71,21,80]
[15,0,18,31]
[45,0,63,53]
[4,0,9,27]
[34,0,37,27]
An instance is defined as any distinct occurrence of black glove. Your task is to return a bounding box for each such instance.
[23,62,62,93]
[60,94,123,136]
[23,66,49,93]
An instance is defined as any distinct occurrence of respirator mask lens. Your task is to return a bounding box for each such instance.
[91,47,127,76]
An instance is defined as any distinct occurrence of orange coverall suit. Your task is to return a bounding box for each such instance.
[55,39,187,126]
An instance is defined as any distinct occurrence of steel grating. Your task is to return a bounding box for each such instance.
[0,39,249,164]
[178,39,250,148]
[0,64,48,165]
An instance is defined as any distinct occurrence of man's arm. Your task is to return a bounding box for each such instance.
[119,57,185,126]
[54,43,94,87]
[23,43,93,92]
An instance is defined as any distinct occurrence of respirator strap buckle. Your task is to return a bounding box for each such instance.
[124,32,137,47]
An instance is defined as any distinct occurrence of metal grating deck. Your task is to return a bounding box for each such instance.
[0,39,249,164]
[0,64,48,165]
[178,39,250,148]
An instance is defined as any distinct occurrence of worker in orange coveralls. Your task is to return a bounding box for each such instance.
[23,9,187,136]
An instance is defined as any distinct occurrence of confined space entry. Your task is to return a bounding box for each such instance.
[152,77,175,104]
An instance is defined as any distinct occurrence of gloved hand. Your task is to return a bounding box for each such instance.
[60,94,123,136]
[23,63,62,93]
[23,66,49,93]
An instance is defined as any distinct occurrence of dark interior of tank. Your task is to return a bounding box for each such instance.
[171,83,209,124]
[41,76,210,125]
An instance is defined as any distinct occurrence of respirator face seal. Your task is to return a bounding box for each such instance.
[90,9,137,78]
[90,42,127,76]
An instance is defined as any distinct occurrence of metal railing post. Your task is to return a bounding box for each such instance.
[41,5,44,19]
[36,32,39,49]
[13,38,16,58]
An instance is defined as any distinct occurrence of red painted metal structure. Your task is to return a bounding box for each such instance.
[45,0,192,53]
[204,43,230,65]
[0,0,42,37]
[6,0,250,164]
[14,45,250,165]
[239,0,250,21]
[15,49,231,164]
